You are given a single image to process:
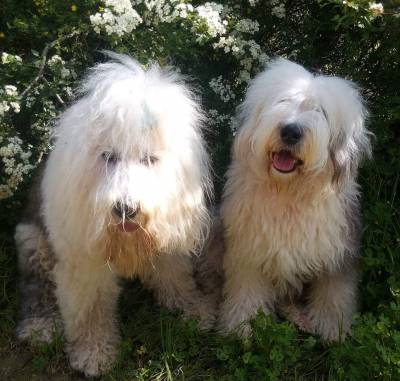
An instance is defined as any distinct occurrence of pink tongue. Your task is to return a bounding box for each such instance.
[273,152,296,172]
[117,221,139,233]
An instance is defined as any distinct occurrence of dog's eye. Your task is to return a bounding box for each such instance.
[101,151,119,165]
[140,155,159,166]
[315,107,328,120]
[277,98,289,104]
[320,107,328,120]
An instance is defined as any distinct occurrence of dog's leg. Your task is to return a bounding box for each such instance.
[54,257,120,377]
[304,267,358,341]
[219,264,275,337]
[15,223,60,343]
[193,218,224,315]
[141,253,216,329]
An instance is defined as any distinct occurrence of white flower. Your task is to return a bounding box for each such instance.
[4,85,18,96]
[0,136,35,199]
[248,39,261,58]
[173,3,194,19]
[1,52,22,64]
[208,108,234,127]
[60,67,71,78]
[47,55,71,78]
[271,4,286,19]
[10,102,21,113]
[235,19,259,34]
[369,2,384,16]
[195,2,226,37]
[0,101,10,116]
[209,75,236,103]
[90,0,143,37]
[48,55,64,67]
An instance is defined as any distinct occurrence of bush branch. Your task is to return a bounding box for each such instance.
[20,30,81,98]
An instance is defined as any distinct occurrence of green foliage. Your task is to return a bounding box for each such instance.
[0,0,399,380]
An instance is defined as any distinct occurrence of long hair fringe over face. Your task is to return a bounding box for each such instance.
[233,58,372,198]
[42,53,211,272]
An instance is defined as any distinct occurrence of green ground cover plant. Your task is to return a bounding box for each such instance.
[0,1,399,379]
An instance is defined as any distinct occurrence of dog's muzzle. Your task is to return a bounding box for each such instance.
[113,202,141,232]
[271,123,304,174]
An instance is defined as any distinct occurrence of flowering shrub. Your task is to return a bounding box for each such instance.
[0,0,399,378]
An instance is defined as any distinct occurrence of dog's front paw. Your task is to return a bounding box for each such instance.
[187,299,218,330]
[303,309,349,342]
[67,338,119,377]
[218,315,253,338]
[278,303,316,334]
[16,317,59,343]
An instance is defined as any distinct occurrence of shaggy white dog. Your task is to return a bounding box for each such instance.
[15,52,213,376]
[218,59,371,341]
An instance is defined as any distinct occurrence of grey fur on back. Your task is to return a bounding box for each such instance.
[15,169,60,342]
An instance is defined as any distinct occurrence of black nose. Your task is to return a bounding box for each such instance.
[280,123,304,145]
[113,202,140,219]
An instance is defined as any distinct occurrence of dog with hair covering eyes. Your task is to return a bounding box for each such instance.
[15,52,214,376]
[213,59,371,341]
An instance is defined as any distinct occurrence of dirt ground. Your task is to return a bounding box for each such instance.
[0,345,84,381]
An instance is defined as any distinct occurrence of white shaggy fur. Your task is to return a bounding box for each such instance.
[219,59,371,341]
[16,53,214,376]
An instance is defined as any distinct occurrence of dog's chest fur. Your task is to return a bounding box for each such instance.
[259,196,348,284]
[223,175,354,289]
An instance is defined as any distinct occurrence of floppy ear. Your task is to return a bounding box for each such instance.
[330,140,357,191]
[233,102,265,161]
[330,92,372,190]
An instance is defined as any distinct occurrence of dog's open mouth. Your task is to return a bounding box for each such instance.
[117,220,140,233]
[272,150,303,173]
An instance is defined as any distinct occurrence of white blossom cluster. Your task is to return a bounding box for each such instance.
[0,51,60,198]
[195,2,227,38]
[213,36,268,85]
[0,85,20,116]
[1,52,23,65]
[208,109,235,129]
[48,55,72,78]
[173,2,193,19]
[1,55,22,115]
[209,76,236,103]
[341,1,384,18]
[369,2,384,16]
[90,0,143,36]
[90,0,198,34]
[0,136,34,200]
[4,85,18,97]
[235,18,260,34]
[271,0,286,19]
[137,0,194,24]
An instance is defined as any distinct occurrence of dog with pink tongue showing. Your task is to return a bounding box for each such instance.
[15,52,215,377]
[216,58,372,341]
